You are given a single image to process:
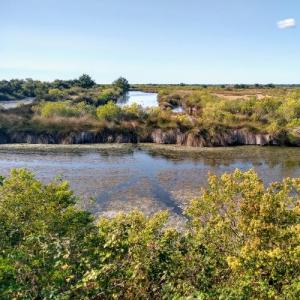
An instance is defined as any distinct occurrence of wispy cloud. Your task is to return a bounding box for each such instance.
[277,18,296,29]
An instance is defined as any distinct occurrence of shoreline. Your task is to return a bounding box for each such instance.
[0,142,299,153]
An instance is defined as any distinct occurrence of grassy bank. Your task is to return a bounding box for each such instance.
[2,78,300,146]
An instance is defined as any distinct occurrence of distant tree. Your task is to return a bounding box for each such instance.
[22,78,36,97]
[266,83,275,88]
[77,74,96,89]
[234,84,249,89]
[113,77,130,93]
[51,79,74,90]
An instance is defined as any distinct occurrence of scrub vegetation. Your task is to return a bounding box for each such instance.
[1,76,300,145]
[0,168,299,299]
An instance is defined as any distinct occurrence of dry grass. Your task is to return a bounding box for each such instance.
[212,93,266,100]
[212,88,288,100]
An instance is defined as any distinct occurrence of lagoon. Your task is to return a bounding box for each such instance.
[1,144,300,223]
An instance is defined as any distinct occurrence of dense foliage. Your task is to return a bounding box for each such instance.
[0,75,124,102]
[0,169,299,299]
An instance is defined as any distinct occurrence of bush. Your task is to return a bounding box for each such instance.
[0,169,299,299]
[187,169,300,299]
[0,169,94,299]
[96,101,121,121]
[38,101,94,118]
[122,103,146,120]
[97,87,123,105]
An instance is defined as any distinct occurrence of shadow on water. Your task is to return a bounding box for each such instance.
[95,172,183,216]
[148,177,183,215]
[1,145,300,218]
[96,176,140,206]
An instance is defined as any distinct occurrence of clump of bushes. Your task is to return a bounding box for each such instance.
[37,101,95,118]
[122,103,147,120]
[96,101,122,121]
[0,168,299,299]
[97,87,123,105]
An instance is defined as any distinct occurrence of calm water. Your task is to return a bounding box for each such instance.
[1,145,300,222]
[0,98,34,109]
[118,91,158,108]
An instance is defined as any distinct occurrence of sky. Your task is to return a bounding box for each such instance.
[0,0,299,84]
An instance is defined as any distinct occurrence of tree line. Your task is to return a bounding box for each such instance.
[0,75,130,101]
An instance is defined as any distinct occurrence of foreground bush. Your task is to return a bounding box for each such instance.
[0,169,299,299]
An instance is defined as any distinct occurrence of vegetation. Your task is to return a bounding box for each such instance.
[113,77,130,92]
[38,101,94,118]
[0,74,125,102]
[2,78,300,145]
[0,168,299,299]
[96,101,121,121]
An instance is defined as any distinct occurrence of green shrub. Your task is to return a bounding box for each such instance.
[96,101,121,121]
[122,103,146,120]
[38,101,94,118]
[0,169,299,299]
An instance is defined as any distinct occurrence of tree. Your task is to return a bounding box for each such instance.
[77,74,96,89]
[113,77,130,93]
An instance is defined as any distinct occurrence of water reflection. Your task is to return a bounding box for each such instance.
[1,145,300,221]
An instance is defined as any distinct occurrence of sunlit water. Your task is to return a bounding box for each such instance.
[0,98,35,109]
[117,91,184,113]
[118,91,158,108]
[1,145,300,223]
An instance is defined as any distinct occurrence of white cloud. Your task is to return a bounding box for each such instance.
[277,18,296,29]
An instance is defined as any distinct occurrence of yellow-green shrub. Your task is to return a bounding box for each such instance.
[96,101,121,120]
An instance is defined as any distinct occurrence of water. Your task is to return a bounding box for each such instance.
[0,98,34,109]
[118,91,158,108]
[1,145,300,223]
[172,106,184,113]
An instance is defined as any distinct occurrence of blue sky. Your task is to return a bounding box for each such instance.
[0,0,299,83]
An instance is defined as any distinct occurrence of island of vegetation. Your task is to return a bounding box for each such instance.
[1,75,300,146]
[0,168,299,299]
